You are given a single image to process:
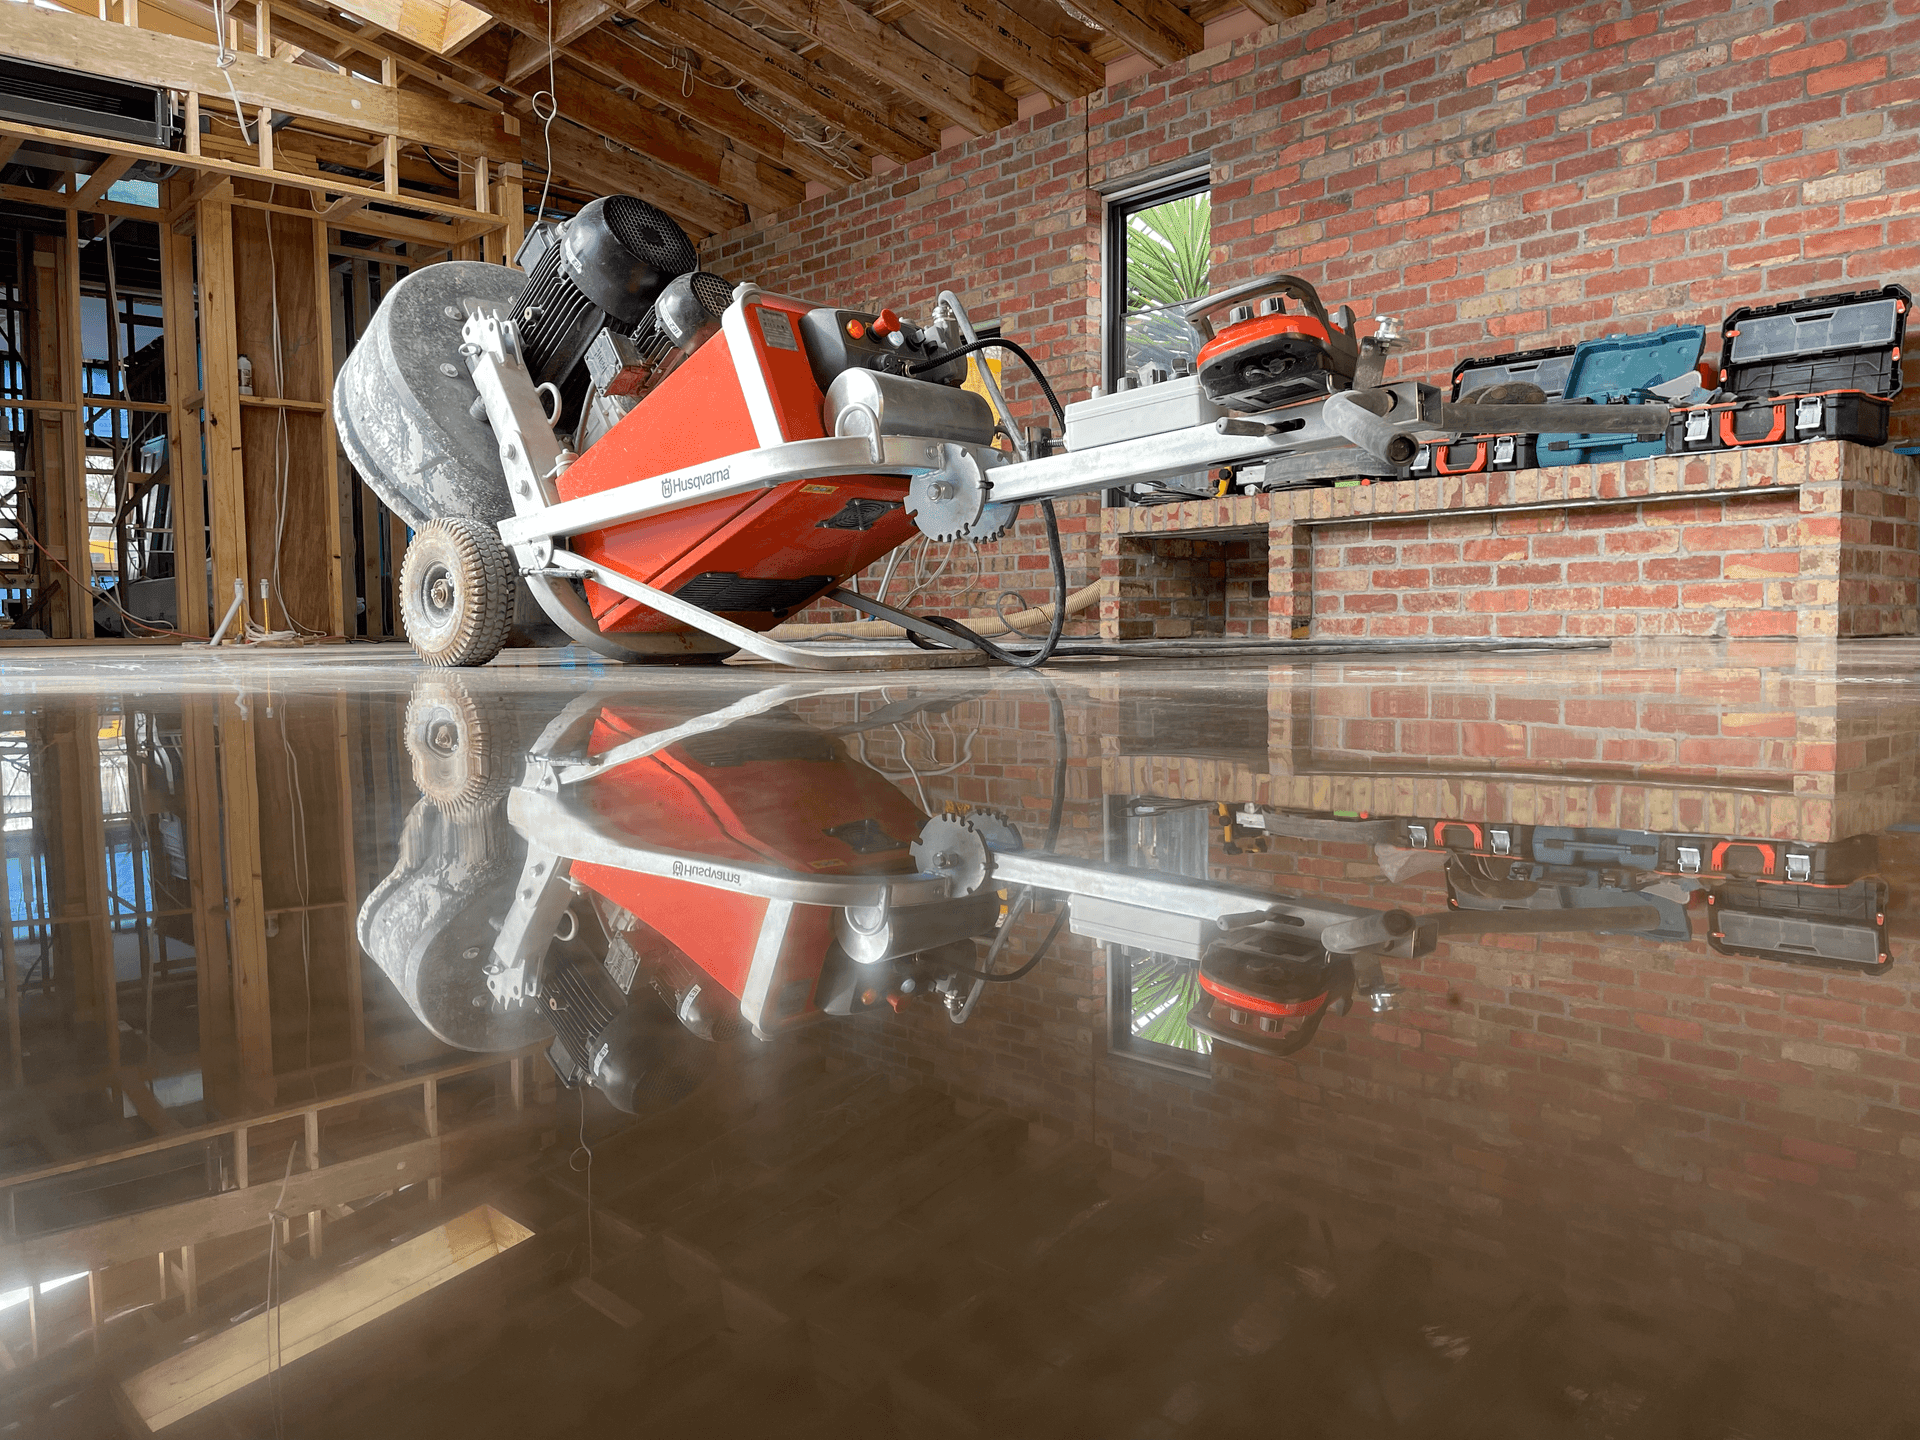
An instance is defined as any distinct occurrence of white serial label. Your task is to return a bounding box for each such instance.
[756,307,798,351]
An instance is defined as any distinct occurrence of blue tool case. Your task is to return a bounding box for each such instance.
[1537,323,1706,464]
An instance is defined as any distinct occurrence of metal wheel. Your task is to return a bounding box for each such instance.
[399,516,514,668]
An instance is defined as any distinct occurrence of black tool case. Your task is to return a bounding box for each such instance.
[1707,877,1890,971]
[1410,345,1575,476]
[1400,818,1532,859]
[1667,284,1909,453]
[1653,832,1879,884]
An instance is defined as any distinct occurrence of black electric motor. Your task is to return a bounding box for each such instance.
[511,195,699,430]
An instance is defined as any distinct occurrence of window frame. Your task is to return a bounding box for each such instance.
[1101,794,1215,1076]
[1101,165,1214,400]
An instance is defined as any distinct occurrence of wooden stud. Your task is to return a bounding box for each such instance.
[305,1109,323,1258]
[75,155,135,209]
[195,187,249,621]
[183,90,199,157]
[26,1285,37,1360]
[160,175,210,635]
[256,106,274,171]
[255,0,271,56]
[180,1245,198,1314]
[215,704,272,1095]
[62,212,94,640]
[234,1125,250,1189]
[381,133,400,195]
[423,1078,440,1200]
[156,1250,167,1301]
[309,210,347,636]
[88,1269,101,1353]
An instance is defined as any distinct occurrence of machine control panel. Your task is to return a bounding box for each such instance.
[799,306,968,392]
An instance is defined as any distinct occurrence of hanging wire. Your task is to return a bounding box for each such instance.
[532,0,561,226]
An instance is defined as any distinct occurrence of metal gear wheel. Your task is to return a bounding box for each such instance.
[960,807,1023,854]
[963,498,1021,545]
[906,443,991,544]
[911,814,993,897]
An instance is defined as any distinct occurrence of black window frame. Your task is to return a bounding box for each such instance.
[1102,167,1214,398]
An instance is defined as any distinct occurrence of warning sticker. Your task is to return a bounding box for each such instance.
[756,307,799,351]
[799,484,839,494]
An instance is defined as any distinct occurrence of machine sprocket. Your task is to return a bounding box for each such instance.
[911,815,993,897]
[906,443,992,544]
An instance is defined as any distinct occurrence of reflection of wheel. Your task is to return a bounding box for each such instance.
[399,517,513,667]
[404,675,515,818]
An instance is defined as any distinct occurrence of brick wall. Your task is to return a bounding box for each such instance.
[1099,441,1920,639]
[705,0,1920,625]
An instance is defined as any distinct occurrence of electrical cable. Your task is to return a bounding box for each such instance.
[569,1085,595,1278]
[945,904,1067,984]
[531,0,560,227]
[907,337,1066,427]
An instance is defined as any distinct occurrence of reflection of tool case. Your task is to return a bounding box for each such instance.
[1655,833,1878,884]
[1528,826,1660,872]
[1403,818,1530,858]
[1410,345,1574,477]
[1707,878,1890,971]
[1667,285,1909,454]
[1446,860,1692,942]
[1538,324,1705,465]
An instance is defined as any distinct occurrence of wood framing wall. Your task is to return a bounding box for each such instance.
[2,1,526,642]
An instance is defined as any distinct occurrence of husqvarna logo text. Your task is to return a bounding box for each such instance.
[661,467,730,500]
[672,860,743,886]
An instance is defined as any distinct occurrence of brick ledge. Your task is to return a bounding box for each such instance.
[1102,441,1916,538]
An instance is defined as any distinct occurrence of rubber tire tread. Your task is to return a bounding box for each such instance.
[400,517,514,668]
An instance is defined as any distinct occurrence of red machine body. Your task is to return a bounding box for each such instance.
[568,704,929,1021]
[555,294,919,635]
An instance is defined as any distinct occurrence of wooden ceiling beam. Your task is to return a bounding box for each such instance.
[1051,0,1199,68]
[1233,0,1309,22]
[4,2,516,157]
[745,0,1015,135]
[504,0,614,83]
[634,0,937,162]
[458,0,847,189]
[570,25,849,188]
[538,117,745,236]
[885,0,1100,103]
[523,60,804,211]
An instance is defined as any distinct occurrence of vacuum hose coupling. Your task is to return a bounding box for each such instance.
[1323,388,1421,466]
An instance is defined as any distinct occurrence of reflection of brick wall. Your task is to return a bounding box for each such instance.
[794,694,1920,1372]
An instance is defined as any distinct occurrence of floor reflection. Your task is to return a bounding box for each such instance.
[0,638,1911,1437]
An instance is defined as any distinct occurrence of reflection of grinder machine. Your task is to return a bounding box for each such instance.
[364,677,1689,1084]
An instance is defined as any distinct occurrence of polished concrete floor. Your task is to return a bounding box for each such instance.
[0,636,1915,1438]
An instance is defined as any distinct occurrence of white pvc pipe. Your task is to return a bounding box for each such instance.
[207,578,246,647]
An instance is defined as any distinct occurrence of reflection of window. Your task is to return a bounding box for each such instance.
[1105,171,1213,389]
[1105,797,1213,1072]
